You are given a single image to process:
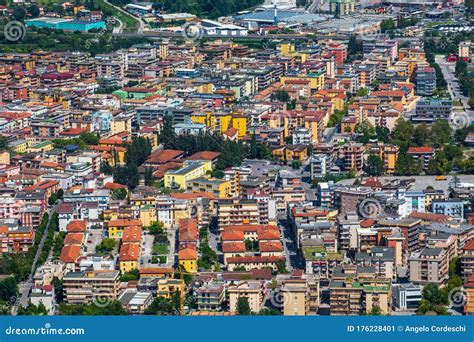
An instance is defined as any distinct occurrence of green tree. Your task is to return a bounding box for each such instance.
[364,155,384,176]
[111,188,127,200]
[395,153,422,176]
[17,302,48,316]
[271,90,290,102]
[413,124,430,146]
[144,297,176,315]
[380,18,396,32]
[145,168,154,186]
[393,118,414,142]
[426,152,450,175]
[95,238,116,254]
[48,193,57,205]
[236,296,251,315]
[258,307,282,315]
[429,120,451,148]
[356,87,369,97]
[291,160,302,169]
[79,132,100,145]
[275,259,287,274]
[120,269,140,282]
[0,276,17,302]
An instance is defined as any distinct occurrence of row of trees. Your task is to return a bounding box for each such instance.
[0,213,50,281]
[455,59,474,109]
[159,116,271,175]
[112,137,152,189]
[160,0,263,19]
[360,118,473,176]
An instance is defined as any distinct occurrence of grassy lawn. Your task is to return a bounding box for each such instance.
[94,0,139,32]
[152,243,168,255]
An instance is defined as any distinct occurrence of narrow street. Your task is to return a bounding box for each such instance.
[435,55,474,121]
[12,204,59,315]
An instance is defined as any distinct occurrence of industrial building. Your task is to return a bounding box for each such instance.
[25,17,106,32]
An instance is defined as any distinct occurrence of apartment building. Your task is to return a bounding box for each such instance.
[329,266,392,315]
[217,199,268,228]
[416,67,436,96]
[407,146,434,171]
[187,177,232,199]
[340,143,364,173]
[409,247,449,285]
[63,270,120,304]
[461,239,474,281]
[228,281,265,314]
[196,281,225,311]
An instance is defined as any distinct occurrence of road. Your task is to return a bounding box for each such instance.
[104,0,146,33]
[12,205,58,314]
[435,55,474,121]
[112,16,123,34]
[113,31,350,41]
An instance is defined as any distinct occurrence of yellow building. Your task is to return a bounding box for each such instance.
[157,278,185,299]
[231,114,247,139]
[209,112,232,133]
[280,72,325,93]
[178,246,198,273]
[164,160,212,190]
[139,205,157,227]
[28,141,53,153]
[119,242,140,273]
[424,190,445,208]
[9,139,29,153]
[0,150,10,164]
[111,115,132,135]
[191,111,247,140]
[108,219,142,239]
[282,281,309,315]
[187,177,231,198]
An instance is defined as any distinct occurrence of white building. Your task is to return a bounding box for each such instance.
[292,127,311,145]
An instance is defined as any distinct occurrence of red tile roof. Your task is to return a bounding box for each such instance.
[178,246,197,260]
[222,241,246,253]
[407,146,434,154]
[60,244,81,263]
[146,149,184,164]
[259,241,283,252]
[108,219,142,228]
[227,255,285,263]
[187,151,220,161]
[120,242,140,261]
[464,239,474,251]
[66,220,87,233]
[122,225,142,243]
[64,233,84,246]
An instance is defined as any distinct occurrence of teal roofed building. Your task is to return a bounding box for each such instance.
[26,17,106,32]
